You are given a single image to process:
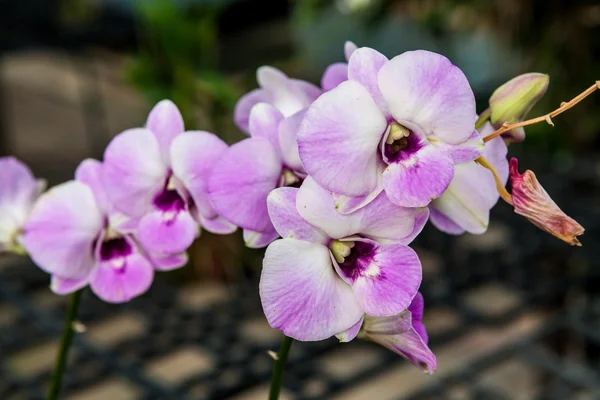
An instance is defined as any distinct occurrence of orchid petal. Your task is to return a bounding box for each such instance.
[90,253,154,303]
[22,181,102,280]
[50,275,89,295]
[170,131,229,220]
[298,80,387,196]
[321,63,348,91]
[383,145,454,207]
[348,47,389,116]
[146,100,184,163]
[243,228,279,249]
[234,88,267,133]
[278,109,306,172]
[336,316,363,343]
[378,50,476,144]
[248,103,284,156]
[103,128,167,218]
[137,210,198,255]
[339,241,421,316]
[260,238,363,341]
[209,138,281,232]
[267,187,328,244]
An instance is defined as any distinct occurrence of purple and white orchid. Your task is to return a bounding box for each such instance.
[259,177,428,341]
[22,159,172,303]
[234,66,321,133]
[209,102,308,248]
[428,123,509,235]
[102,100,236,259]
[0,157,45,254]
[298,48,482,211]
[337,293,437,374]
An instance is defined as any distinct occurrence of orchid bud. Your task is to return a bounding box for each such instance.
[509,158,584,246]
[489,73,549,142]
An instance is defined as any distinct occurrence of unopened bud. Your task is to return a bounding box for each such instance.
[509,158,584,246]
[489,73,549,142]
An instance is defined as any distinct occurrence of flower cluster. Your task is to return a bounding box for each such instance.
[1,41,588,375]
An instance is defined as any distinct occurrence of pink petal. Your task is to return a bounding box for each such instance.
[297,80,387,197]
[336,316,364,342]
[378,50,476,145]
[146,100,185,163]
[257,67,316,117]
[0,157,40,250]
[137,209,198,255]
[248,103,284,156]
[430,130,484,164]
[103,128,167,218]
[338,241,421,316]
[296,177,416,242]
[75,158,109,213]
[150,252,189,271]
[234,88,267,133]
[198,214,237,235]
[278,109,306,173]
[333,183,383,215]
[243,228,279,249]
[170,131,229,220]
[260,238,363,341]
[430,161,496,234]
[50,275,89,295]
[428,206,466,235]
[209,138,281,232]
[22,181,102,280]
[267,187,328,244]
[90,253,154,303]
[321,63,348,91]
[363,312,437,374]
[383,145,454,207]
[348,47,389,116]
[344,41,358,61]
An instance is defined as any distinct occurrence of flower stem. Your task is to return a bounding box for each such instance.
[268,335,294,400]
[483,81,600,143]
[476,156,514,205]
[47,290,83,400]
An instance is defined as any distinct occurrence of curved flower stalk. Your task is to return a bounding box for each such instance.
[337,293,437,374]
[260,177,428,341]
[0,157,45,254]
[234,66,321,133]
[102,100,236,259]
[22,159,169,303]
[320,41,358,91]
[209,103,308,248]
[298,47,483,211]
[428,122,509,235]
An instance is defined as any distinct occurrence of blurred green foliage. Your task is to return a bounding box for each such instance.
[127,0,239,131]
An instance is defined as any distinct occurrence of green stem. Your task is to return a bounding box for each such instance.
[268,335,294,400]
[475,108,491,130]
[47,290,83,400]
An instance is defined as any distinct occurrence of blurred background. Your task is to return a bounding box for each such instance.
[1,0,600,398]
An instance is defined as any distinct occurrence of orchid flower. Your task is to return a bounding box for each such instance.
[22,159,175,303]
[234,66,321,133]
[298,48,482,211]
[259,177,428,341]
[337,293,437,374]
[102,100,236,258]
[509,158,584,246]
[320,41,358,91]
[0,157,45,254]
[209,102,308,248]
[428,122,509,235]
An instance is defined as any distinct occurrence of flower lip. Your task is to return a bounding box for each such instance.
[382,124,424,164]
[336,240,377,281]
[99,236,132,264]
[153,189,186,213]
